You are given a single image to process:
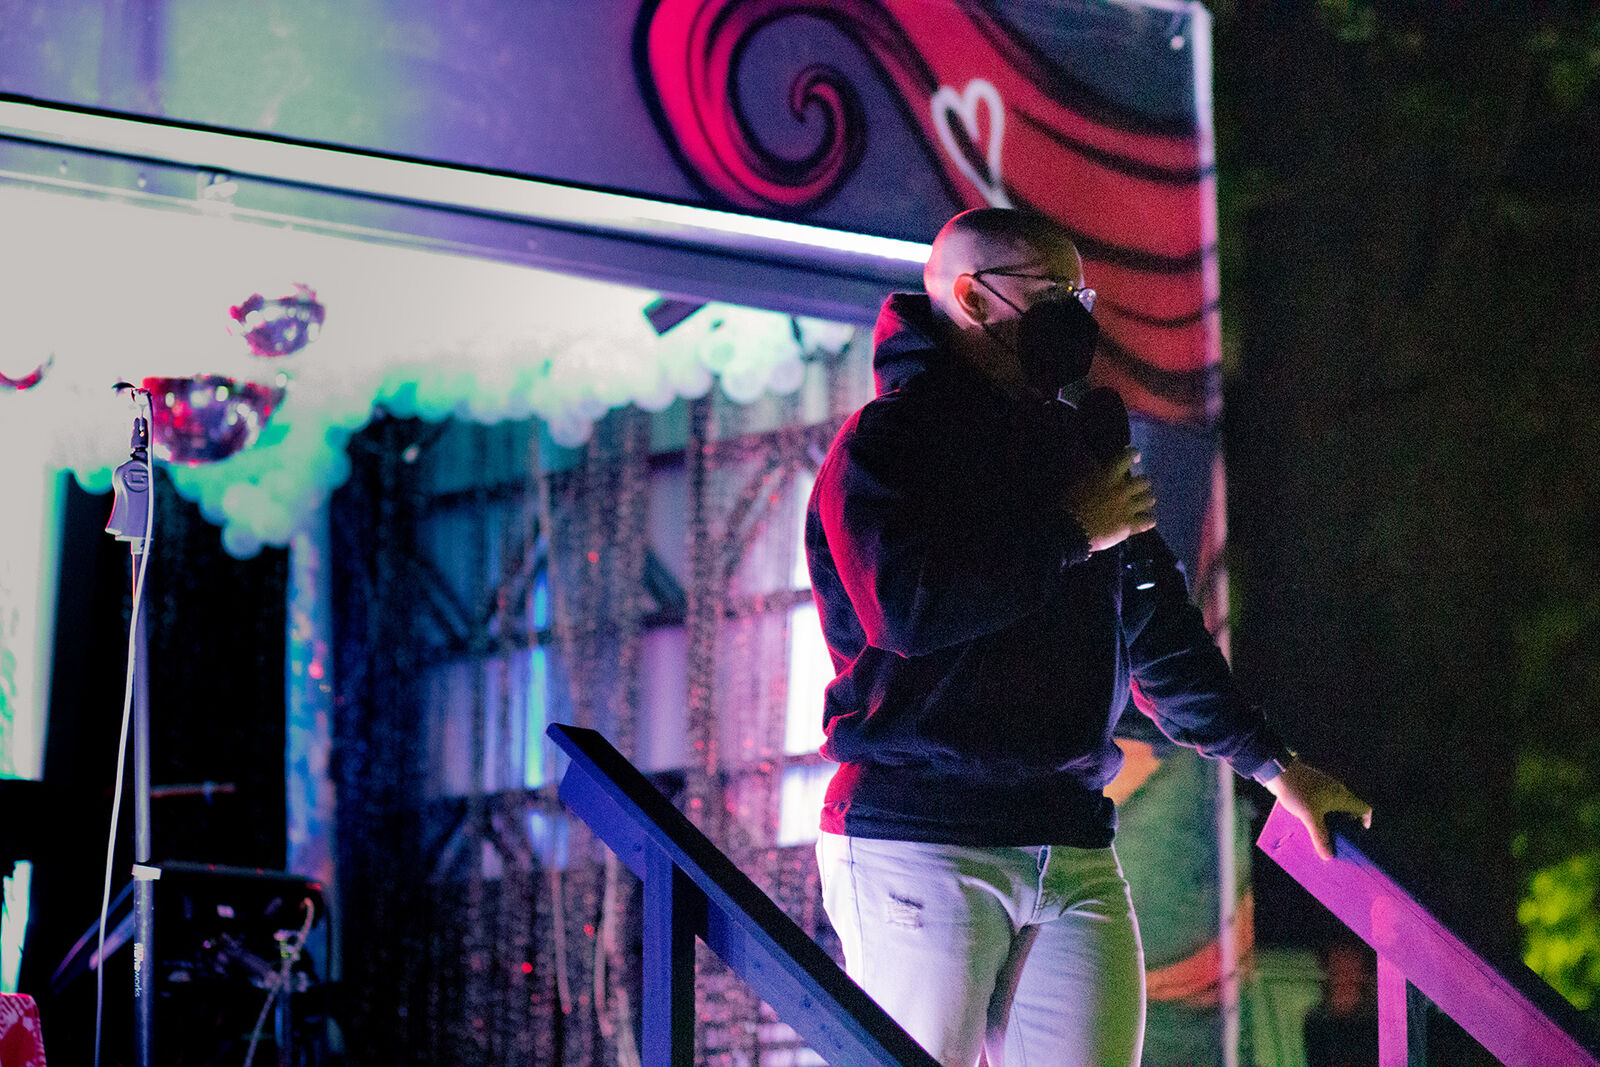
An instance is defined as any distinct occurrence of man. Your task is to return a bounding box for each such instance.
[805,207,1370,1066]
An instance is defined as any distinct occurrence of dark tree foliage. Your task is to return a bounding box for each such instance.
[1211,3,1600,1012]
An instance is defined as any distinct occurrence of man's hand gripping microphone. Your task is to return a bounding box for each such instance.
[1068,386,1157,557]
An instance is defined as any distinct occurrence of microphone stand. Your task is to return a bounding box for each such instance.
[105,391,157,1067]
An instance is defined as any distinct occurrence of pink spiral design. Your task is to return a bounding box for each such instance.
[641,0,1220,424]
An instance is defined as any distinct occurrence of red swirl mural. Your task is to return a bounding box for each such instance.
[639,0,1220,425]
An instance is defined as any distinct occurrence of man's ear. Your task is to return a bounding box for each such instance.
[952,273,987,324]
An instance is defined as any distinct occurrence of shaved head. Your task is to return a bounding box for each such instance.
[924,208,1081,321]
[919,207,1092,395]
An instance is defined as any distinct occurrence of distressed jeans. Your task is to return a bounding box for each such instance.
[817,832,1145,1067]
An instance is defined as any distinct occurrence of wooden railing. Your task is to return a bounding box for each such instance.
[1258,803,1600,1067]
[547,723,939,1067]
[549,724,1600,1065]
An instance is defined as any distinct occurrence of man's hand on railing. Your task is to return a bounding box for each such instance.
[1263,758,1373,861]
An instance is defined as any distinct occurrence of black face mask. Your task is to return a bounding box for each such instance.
[974,274,1101,398]
[1015,296,1099,396]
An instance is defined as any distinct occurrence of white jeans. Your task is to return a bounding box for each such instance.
[817,833,1146,1067]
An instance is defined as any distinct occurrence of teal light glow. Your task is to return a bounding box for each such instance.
[0,439,63,992]
[1,862,32,993]
[524,646,549,790]
[532,571,550,630]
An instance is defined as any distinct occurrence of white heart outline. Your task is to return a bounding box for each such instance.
[930,78,1012,208]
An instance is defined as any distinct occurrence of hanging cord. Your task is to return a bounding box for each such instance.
[94,390,156,1067]
[241,896,318,1067]
[595,410,648,1067]
[533,437,573,1017]
[595,851,641,1067]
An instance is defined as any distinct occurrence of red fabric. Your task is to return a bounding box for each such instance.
[0,993,47,1066]
[1143,892,1256,1007]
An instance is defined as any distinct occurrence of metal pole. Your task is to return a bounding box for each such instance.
[130,544,156,1067]
[1217,762,1240,1067]
[108,393,157,1067]
[276,976,292,1067]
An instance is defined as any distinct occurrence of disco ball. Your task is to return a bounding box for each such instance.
[228,284,325,357]
[1,355,52,391]
[142,375,287,464]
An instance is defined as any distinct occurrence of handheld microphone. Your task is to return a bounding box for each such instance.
[1075,385,1132,464]
[1074,386,1161,590]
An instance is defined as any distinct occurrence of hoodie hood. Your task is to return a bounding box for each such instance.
[870,292,952,395]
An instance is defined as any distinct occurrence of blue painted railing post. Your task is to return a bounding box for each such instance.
[548,723,941,1067]
[642,845,699,1067]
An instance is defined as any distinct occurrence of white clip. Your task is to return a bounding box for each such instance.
[131,863,162,881]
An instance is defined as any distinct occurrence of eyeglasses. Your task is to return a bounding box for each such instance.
[971,268,1096,313]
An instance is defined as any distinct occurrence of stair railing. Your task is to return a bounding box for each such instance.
[547,723,940,1067]
[1258,803,1600,1067]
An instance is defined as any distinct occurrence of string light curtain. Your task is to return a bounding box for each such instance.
[327,332,869,1065]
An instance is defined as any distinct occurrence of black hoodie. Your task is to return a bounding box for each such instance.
[804,293,1288,846]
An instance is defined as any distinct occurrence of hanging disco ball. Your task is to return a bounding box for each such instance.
[228,283,325,357]
[1,355,52,391]
[142,375,288,464]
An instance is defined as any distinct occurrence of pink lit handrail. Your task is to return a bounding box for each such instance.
[1258,803,1600,1067]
